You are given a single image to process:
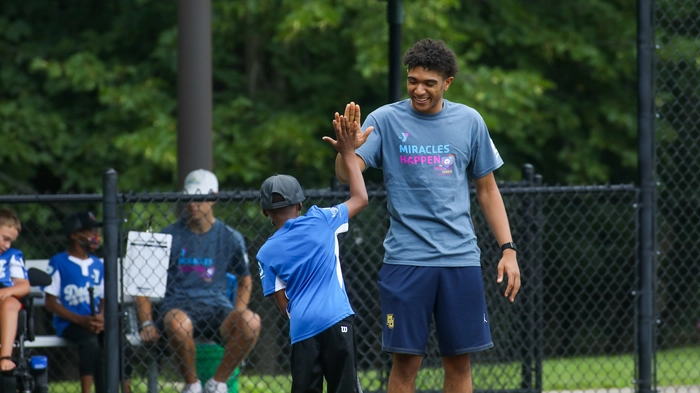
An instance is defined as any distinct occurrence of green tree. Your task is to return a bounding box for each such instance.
[0,0,638,195]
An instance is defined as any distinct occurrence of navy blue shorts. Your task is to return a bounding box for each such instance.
[377,265,493,356]
[157,303,233,345]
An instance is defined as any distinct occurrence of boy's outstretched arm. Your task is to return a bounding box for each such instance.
[324,114,371,218]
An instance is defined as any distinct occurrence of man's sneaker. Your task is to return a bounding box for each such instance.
[182,380,202,393]
[204,378,228,393]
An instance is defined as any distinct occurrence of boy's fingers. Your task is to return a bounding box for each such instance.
[332,119,342,132]
[341,117,352,134]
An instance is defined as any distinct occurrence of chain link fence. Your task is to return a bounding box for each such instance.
[0,1,698,391]
[654,0,700,390]
[2,166,650,393]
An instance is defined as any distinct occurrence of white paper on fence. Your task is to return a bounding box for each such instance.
[123,231,172,298]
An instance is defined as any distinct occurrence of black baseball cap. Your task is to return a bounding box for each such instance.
[260,174,306,210]
[62,211,102,236]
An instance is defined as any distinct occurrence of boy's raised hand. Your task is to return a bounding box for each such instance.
[343,102,373,149]
[324,113,372,155]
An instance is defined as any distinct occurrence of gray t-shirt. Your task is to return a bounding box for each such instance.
[160,218,250,310]
[357,99,503,267]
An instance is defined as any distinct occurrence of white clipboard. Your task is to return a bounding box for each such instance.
[123,231,172,298]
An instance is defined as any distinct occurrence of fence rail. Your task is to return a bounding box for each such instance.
[1,0,699,390]
[4,166,684,393]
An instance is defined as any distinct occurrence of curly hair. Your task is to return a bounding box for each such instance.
[403,38,459,79]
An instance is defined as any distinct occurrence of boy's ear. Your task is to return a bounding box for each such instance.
[262,209,269,217]
[297,203,303,212]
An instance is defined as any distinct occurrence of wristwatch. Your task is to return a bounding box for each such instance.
[500,241,517,253]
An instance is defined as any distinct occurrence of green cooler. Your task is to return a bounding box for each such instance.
[195,343,240,393]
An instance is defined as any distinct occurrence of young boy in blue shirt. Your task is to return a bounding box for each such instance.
[256,114,372,393]
[42,211,120,393]
[0,208,30,372]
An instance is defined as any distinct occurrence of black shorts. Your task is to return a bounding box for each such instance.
[290,316,362,393]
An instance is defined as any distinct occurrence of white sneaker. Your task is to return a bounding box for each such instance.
[204,378,228,393]
[182,380,202,393]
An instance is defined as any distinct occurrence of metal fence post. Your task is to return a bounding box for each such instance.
[387,0,403,103]
[636,0,656,392]
[519,164,535,391]
[532,173,543,392]
[103,169,120,393]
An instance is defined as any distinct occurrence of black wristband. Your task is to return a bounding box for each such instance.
[500,241,517,253]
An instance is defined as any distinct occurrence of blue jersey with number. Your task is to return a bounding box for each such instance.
[42,252,104,336]
[256,204,354,344]
[0,248,28,288]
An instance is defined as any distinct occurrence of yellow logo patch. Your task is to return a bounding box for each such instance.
[386,314,394,329]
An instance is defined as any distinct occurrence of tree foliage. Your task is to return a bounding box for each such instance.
[0,0,639,194]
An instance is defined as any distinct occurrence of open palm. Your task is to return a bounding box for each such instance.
[344,102,373,148]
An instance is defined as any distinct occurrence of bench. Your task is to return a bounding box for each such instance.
[25,259,140,346]
[24,260,72,349]
[23,260,239,393]
[24,260,160,393]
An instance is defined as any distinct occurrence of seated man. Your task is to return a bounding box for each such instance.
[135,169,261,393]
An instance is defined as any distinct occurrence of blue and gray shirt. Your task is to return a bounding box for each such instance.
[160,219,250,311]
[357,99,503,267]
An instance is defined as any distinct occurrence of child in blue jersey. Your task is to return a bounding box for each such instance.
[42,211,128,393]
[256,115,372,393]
[0,208,30,372]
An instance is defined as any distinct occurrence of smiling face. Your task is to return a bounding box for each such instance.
[0,225,19,254]
[407,66,454,115]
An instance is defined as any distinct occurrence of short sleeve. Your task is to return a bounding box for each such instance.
[42,257,61,296]
[96,262,105,299]
[229,229,251,278]
[467,114,504,179]
[355,115,382,169]
[257,260,285,297]
[8,251,27,280]
[318,204,349,234]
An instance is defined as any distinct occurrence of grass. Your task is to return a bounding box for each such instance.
[47,346,700,393]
